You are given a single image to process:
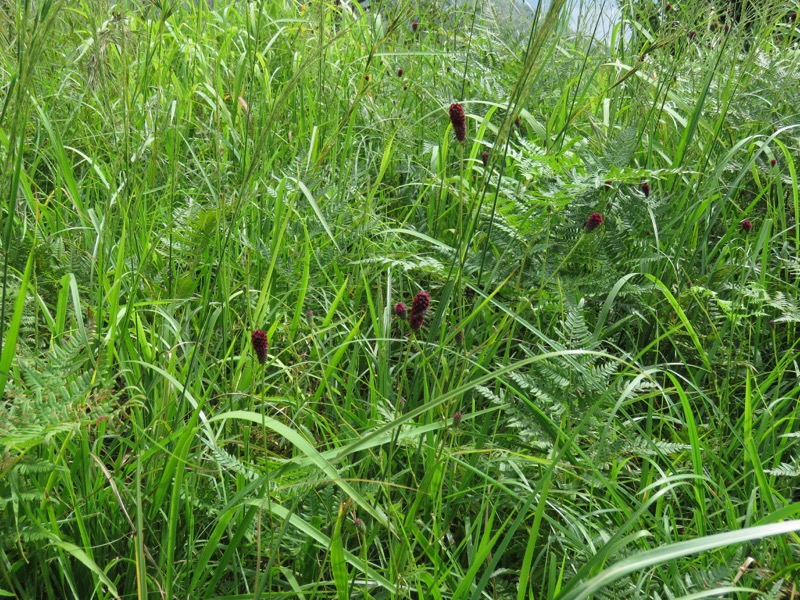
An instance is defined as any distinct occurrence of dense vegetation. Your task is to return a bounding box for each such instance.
[2,0,800,597]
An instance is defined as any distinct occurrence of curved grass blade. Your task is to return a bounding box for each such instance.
[247,499,397,595]
[556,520,800,600]
[48,540,120,600]
[209,410,389,527]
[330,501,350,600]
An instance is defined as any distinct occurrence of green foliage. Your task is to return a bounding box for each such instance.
[1,0,799,597]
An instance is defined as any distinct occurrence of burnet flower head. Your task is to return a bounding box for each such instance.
[449,103,466,143]
[251,329,268,363]
[408,290,430,331]
[583,212,604,232]
[394,302,407,319]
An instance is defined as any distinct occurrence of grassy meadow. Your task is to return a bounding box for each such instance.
[2,0,800,597]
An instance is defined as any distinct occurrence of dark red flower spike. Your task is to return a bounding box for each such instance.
[251,329,268,363]
[408,290,430,331]
[583,213,604,232]
[449,103,467,142]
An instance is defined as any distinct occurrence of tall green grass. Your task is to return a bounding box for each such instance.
[1,0,799,597]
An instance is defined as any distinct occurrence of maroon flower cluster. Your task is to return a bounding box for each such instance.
[640,181,651,198]
[449,103,466,143]
[740,219,752,233]
[408,290,430,331]
[251,329,268,364]
[584,212,604,232]
[481,151,490,166]
[394,302,407,319]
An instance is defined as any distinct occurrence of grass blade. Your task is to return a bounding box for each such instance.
[557,520,800,600]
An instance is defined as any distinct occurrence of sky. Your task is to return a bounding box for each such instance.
[488,0,623,41]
